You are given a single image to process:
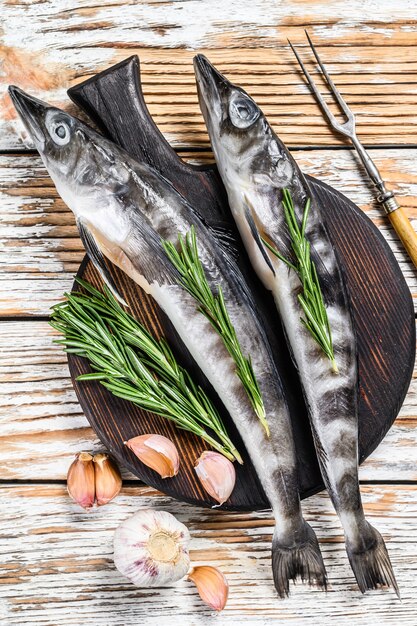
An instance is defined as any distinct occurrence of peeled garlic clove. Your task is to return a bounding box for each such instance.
[114,509,190,587]
[188,565,229,611]
[124,434,179,478]
[194,451,236,505]
[67,452,95,509]
[93,453,122,506]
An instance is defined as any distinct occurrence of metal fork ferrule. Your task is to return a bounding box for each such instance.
[377,192,400,215]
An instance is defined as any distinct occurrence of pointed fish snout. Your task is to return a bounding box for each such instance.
[8,85,49,144]
[193,54,213,81]
[193,55,229,118]
[8,86,47,118]
[193,54,227,90]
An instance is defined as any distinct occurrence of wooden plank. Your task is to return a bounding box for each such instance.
[1,149,416,317]
[1,0,417,149]
[0,321,415,482]
[0,321,100,480]
[0,483,416,624]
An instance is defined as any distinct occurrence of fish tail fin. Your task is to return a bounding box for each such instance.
[272,521,327,598]
[346,523,400,598]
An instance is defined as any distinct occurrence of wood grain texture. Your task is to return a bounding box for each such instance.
[1,3,417,621]
[1,0,417,149]
[1,484,416,625]
[1,149,417,317]
[0,320,416,482]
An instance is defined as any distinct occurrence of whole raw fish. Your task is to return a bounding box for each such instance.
[193,55,398,595]
[10,86,327,597]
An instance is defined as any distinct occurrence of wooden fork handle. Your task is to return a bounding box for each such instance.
[387,206,417,268]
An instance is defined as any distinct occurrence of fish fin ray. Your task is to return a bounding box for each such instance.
[77,219,128,307]
[272,521,327,598]
[127,212,183,286]
[346,524,399,598]
[207,221,240,260]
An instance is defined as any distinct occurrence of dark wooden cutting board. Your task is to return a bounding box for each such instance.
[66,57,415,511]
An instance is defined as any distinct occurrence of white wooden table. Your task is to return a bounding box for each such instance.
[1,2,417,624]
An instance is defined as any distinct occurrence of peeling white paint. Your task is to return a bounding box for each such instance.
[0,0,416,149]
[2,0,408,52]
[0,484,416,624]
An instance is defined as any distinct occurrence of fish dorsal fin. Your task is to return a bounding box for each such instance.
[77,218,128,306]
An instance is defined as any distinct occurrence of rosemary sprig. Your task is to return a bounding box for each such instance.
[262,189,338,373]
[50,278,242,463]
[162,227,269,436]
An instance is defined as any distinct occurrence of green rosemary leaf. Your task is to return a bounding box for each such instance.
[63,348,86,354]
[162,227,269,436]
[301,197,311,237]
[261,189,338,373]
[76,372,109,381]
[50,280,241,463]
[74,277,105,300]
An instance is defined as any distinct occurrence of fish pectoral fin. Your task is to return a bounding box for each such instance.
[76,219,128,307]
[207,221,240,260]
[243,197,276,276]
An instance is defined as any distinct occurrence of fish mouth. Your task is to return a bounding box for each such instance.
[193,54,226,88]
[8,85,48,146]
[193,54,229,120]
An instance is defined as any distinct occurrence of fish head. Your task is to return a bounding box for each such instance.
[8,86,131,221]
[193,55,294,198]
[8,86,86,181]
[193,55,265,162]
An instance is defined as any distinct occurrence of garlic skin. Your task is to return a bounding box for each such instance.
[188,565,229,612]
[124,434,180,478]
[194,451,236,505]
[93,453,122,506]
[67,452,95,510]
[114,509,190,587]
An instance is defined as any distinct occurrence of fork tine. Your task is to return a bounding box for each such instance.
[288,38,339,129]
[304,30,354,121]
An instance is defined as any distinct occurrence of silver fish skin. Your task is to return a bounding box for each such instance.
[9,86,327,597]
[193,55,399,596]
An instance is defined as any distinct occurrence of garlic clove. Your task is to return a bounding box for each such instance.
[93,453,122,506]
[114,509,191,587]
[188,565,229,612]
[124,434,180,478]
[194,451,236,505]
[67,452,95,509]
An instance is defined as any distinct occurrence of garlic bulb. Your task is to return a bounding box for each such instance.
[67,452,95,509]
[93,453,122,506]
[124,434,180,478]
[188,565,229,611]
[194,451,236,505]
[114,509,190,586]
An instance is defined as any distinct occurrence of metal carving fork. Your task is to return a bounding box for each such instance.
[289,32,417,268]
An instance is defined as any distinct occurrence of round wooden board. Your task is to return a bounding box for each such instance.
[68,175,415,511]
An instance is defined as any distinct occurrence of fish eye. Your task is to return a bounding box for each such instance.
[56,125,66,139]
[229,96,260,129]
[47,117,71,146]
